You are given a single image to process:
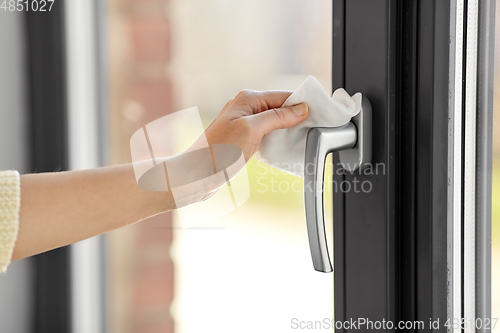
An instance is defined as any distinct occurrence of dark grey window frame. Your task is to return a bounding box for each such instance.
[331,1,494,331]
[25,1,109,332]
[25,3,72,332]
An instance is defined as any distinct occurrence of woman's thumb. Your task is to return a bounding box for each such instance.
[249,103,308,135]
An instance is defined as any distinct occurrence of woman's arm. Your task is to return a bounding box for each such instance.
[12,90,308,260]
[14,164,170,260]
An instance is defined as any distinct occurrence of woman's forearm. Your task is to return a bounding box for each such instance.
[13,164,172,260]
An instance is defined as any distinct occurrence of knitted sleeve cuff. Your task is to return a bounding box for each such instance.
[0,171,21,273]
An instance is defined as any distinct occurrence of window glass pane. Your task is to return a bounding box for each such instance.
[106,1,334,332]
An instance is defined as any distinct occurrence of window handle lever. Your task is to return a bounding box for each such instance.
[304,96,372,272]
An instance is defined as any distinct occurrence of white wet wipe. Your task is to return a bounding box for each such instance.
[256,75,362,177]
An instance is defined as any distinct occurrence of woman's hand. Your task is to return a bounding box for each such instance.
[205,90,308,161]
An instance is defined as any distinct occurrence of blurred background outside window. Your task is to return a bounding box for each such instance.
[107,1,334,332]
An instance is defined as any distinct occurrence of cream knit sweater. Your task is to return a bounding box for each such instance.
[0,171,20,273]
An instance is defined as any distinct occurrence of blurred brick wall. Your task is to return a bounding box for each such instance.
[108,0,175,332]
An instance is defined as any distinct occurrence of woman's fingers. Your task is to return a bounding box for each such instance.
[257,90,294,110]
[205,89,308,162]
[248,102,308,136]
[231,89,293,114]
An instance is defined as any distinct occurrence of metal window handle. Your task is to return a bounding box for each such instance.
[304,96,372,272]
